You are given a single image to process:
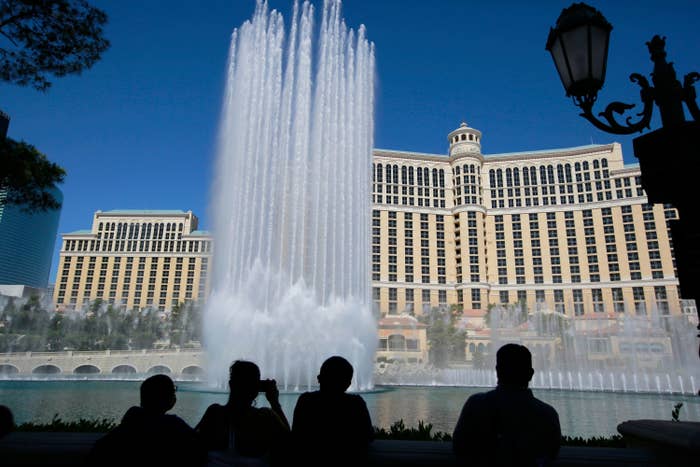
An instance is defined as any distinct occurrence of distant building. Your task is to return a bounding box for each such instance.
[371,122,681,318]
[53,210,212,311]
[0,188,63,290]
[376,314,428,364]
[0,113,63,291]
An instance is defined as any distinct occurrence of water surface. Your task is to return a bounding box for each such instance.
[1,380,698,438]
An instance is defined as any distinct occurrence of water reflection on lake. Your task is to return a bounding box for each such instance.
[1,380,699,438]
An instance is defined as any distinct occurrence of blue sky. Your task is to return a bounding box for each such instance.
[1,0,698,283]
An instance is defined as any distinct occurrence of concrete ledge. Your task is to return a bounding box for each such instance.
[617,419,700,465]
[0,433,666,467]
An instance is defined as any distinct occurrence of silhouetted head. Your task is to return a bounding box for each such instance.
[496,343,534,388]
[317,356,353,394]
[140,374,176,414]
[0,405,14,438]
[228,360,261,406]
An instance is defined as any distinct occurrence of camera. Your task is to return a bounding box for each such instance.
[258,379,275,393]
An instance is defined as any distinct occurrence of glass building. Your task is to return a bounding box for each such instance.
[0,188,63,289]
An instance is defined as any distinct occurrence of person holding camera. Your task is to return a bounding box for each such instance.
[196,360,290,466]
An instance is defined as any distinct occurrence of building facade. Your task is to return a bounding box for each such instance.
[371,123,681,319]
[0,188,63,289]
[53,210,212,311]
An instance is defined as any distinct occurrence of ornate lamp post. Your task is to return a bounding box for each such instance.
[546,3,700,360]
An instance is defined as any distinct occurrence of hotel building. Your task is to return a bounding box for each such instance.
[53,210,212,311]
[53,123,682,328]
[371,123,681,318]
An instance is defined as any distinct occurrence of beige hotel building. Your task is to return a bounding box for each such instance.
[54,210,212,311]
[371,123,681,319]
[54,123,682,324]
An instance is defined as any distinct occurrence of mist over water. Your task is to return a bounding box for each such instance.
[204,0,376,390]
[377,303,700,395]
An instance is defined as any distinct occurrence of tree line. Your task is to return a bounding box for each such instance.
[0,296,202,353]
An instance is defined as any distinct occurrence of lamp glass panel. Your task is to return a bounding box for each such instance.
[590,25,609,82]
[550,37,572,90]
[561,27,590,84]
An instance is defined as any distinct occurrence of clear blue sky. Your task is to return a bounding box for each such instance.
[1,0,698,283]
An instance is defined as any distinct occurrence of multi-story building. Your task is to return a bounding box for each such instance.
[53,210,212,311]
[0,188,63,289]
[1,113,63,291]
[371,122,681,319]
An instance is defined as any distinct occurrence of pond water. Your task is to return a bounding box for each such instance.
[1,380,699,438]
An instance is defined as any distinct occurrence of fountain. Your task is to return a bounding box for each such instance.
[203,0,377,390]
[375,300,700,394]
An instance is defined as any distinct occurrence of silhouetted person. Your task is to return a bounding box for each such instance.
[196,360,290,466]
[453,343,561,467]
[87,374,206,467]
[292,355,374,467]
[0,405,14,439]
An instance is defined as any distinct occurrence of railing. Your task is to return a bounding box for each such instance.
[0,349,204,358]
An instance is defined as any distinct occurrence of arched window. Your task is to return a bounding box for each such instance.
[523,167,530,186]
[372,164,376,182]
[377,164,383,182]
[593,159,600,169]
[489,169,496,187]
[496,169,503,188]
[565,164,572,183]
[557,164,565,183]
[505,168,512,187]
[408,166,414,183]
[461,134,466,141]
[98,223,103,231]
[540,166,547,186]
[513,167,520,186]
[547,165,555,184]
[575,162,581,172]
[582,161,589,171]
[439,169,445,187]
[432,168,438,187]
[401,165,407,184]
[455,165,461,175]
[530,166,537,184]
[470,164,475,174]
[601,158,608,168]
[417,167,423,185]
[385,164,392,181]
[423,168,430,186]
[469,134,474,141]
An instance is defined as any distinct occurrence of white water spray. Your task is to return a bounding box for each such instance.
[204,0,376,390]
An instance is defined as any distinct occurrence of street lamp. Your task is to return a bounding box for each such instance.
[546,2,700,134]
[546,2,700,362]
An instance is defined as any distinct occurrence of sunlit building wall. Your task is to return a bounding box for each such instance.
[371,123,680,318]
[53,210,212,311]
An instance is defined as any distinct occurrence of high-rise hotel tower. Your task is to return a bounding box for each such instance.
[371,123,680,318]
[54,210,212,311]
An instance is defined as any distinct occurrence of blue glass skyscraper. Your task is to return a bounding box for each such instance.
[0,188,62,288]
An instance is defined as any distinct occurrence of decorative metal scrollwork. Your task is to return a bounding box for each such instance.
[575,73,654,135]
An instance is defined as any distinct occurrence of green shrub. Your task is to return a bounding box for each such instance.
[16,414,116,432]
[374,419,453,441]
[14,415,626,448]
[374,419,625,447]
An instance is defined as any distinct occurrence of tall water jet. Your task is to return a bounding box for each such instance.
[204,0,376,390]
